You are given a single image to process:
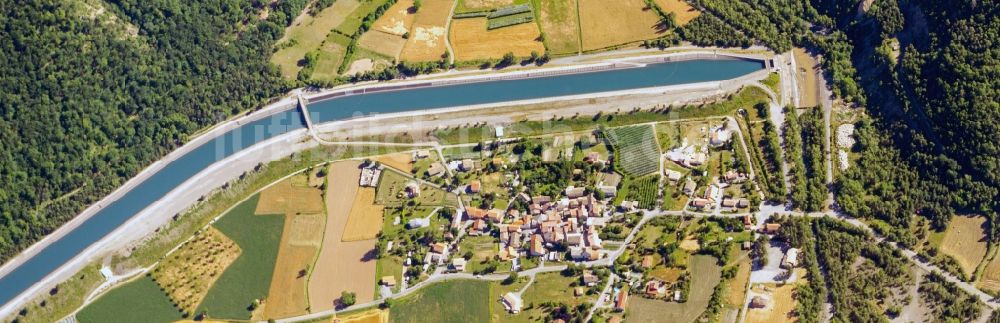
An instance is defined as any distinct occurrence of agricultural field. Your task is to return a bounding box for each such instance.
[504,272,597,322]
[727,258,752,307]
[655,122,679,151]
[150,227,241,315]
[400,0,455,62]
[532,0,581,54]
[310,33,354,81]
[334,0,394,36]
[652,0,700,25]
[375,152,415,173]
[270,0,364,79]
[335,308,389,323]
[578,0,665,51]
[450,17,545,60]
[626,255,721,322]
[198,194,285,320]
[458,235,500,273]
[76,276,182,323]
[376,168,458,207]
[456,0,518,12]
[342,187,387,241]
[938,215,988,278]
[310,161,378,311]
[978,253,1000,292]
[390,280,491,323]
[624,175,660,209]
[606,125,661,176]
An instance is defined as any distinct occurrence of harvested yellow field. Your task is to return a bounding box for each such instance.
[336,308,389,323]
[151,227,240,314]
[460,0,513,11]
[679,237,700,251]
[940,215,988,278]
[342,188,386,242]
[265,242,318,318]
[746,283,798,323]
[372,0,416,36]
[537,0,581,54]
[579,0,665,51]
[359,31,408,59]
[450,18,545,60]
[400,0,454,62]
[793,47,821,108]
[978,254,1000,292]
[727,259,751,306]
[653,0,700,25]
[255,175,325,215]
[375,153,414,173]
[309,161,378,311]
[271,0,362,79]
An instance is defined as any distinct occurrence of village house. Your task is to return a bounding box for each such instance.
[426,163,445,177]
[645,280,667,297]
[686,152,707,167]
[460,159,475,172]
[381,276,396,287]
[664,169,683,183]
[465,207,487,221]
[614,288,629,312]
[565,186,586,199]
[641,255,654,269]
[407,217,430,229]
[469,219,488,236]
[404,182,421,198]
[529,234,545,256]
[412,150,430,161]
[451,257,466,272]
[598,185,617,198]
[683,179,697,195]
[763,223,781,234]
[582,271,600,286]
[750,296,768,308]
[467,180,481,193]
[724,170,747,183]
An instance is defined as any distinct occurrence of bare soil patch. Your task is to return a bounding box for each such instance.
[746,283,798,323]
[373,0,416,35]
[344,58,377,76]
[679,237,700,251]
[939,215,988,278]
[578,0,665,51]
[152,227,241,314]
[450,17,545,60]
[309,161,378,311]
[653,0,700,25]
[400,0,454,62]
[792,47,821,107]
[342,188,386,242]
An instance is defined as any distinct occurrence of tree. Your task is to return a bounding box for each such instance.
[503,272,519,285]
[413,0,422,11]
[341,291,357,307]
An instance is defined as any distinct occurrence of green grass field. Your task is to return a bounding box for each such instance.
[76,276,181,323]
[197,194,285,319]
[458,235,500,273]
[376,169,458,207]
[335,0,392,36]
[626,255,721,322]
[390,280,491,323]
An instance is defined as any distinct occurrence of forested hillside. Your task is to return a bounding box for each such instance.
[0,0,309,262]
[681,0,998,244]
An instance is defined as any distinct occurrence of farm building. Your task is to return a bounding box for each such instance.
[381,276,396,287]
[614,288,629,312]
[750,295,768,308]
[665,169,683,182]
[502,292,523,313]
[782,248,800,268]
[467,180,481,193]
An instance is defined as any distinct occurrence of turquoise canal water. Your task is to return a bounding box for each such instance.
[0,58,763,306]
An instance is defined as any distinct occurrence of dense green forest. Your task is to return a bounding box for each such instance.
[687,0,998,243]
[0,0,305,262]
